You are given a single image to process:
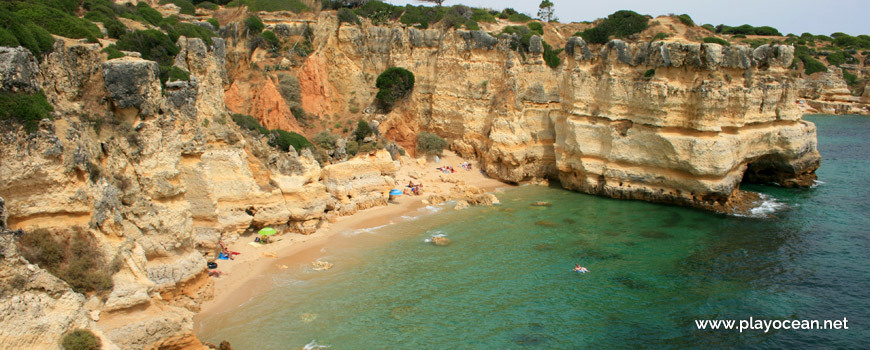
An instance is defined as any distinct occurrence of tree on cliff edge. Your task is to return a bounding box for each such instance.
[538,0,557,23]
[417,0,446,7]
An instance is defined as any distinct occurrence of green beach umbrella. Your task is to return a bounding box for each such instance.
[258,227,277,237]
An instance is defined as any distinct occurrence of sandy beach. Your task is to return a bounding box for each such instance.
[194,151,509,328]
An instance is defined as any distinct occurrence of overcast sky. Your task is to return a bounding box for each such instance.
[383,0,869,36]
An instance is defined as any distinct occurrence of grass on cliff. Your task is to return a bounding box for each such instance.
[17,228,118,294]
[0,91,54,133]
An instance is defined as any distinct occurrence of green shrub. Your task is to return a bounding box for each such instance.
[135,2,163,26]
[375,67,415,110]
[470,8,496,23]
[338,8,360,25]
[676,14,694,26]
[159,0,195,15]
[578,26,609,44]
[231,113,268,134]
[753,26,781,36]
[27,22,57,56]
[842,70,858,85]
[542,40,561,68]
[652,32,669,41]
[260,30,278,48]
[719,24,781,36]
[346,140,359,156]
[207,18,220,29]
[440,6,467,30]
[701,24,715,32]
[416,131,447,156]
[355,1,404,22]
[527,22,543,35]
[197,1,219,10]
[353,119,372,141]
[101,44,124,59]
[244,15,264,34]
[277,73,301,109]
[313,130,338,150]
[801,56,827,75]
[826,51,854,66]
[62,329,101,350]
[579,10,648,44]
[160,16,216,45]
[0,91,54,133]
[115,29,179,81]
[0,27,18,47]
[228,0,310,13]
[508,12,533,23]
[400,4,441,28]
[702,36,730,46]
[83,5,128,39]
[167,66,190,82]
[732,34,746,39]
[271,129,313,152]
[17,228,115,294]
[644,68,655,78]
[464,20,479,30]
[17,229,64,268]
[40,0,82,14]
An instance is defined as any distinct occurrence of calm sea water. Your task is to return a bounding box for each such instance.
[197,115,869,349]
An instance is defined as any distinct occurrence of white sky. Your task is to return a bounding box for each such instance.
[383,0,870,36]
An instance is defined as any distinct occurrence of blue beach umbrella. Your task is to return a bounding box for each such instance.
[390,189,403,196]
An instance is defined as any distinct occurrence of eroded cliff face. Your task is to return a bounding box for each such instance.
[292,15,820,212]
[0,35,396,349]
[799,66,870,115]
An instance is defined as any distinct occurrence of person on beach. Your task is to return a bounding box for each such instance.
[222,247,234,260]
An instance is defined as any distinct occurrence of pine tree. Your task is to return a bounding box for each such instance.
[537,0,557,22]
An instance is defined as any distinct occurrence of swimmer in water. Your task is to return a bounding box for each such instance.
[573,264,589,273]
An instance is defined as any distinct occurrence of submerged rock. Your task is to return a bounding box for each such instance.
[535,220,558,227]
[312,261,333,271]
[532,202,552,207]
[430,236,451,246]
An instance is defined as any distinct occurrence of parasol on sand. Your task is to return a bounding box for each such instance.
[258,227,277,241]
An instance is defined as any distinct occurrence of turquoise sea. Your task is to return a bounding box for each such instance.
[197,115,869,349]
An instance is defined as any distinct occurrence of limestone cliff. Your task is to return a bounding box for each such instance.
[295,15,819,212]
[0,35,396,349]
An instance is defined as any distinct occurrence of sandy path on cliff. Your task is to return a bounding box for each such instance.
[194,151,509,326]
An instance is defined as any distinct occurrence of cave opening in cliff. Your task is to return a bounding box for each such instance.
[741,155,789,186]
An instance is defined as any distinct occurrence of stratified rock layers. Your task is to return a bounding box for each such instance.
[313,20,819,211]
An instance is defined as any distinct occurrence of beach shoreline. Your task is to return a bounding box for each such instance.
[194,152,510,332]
